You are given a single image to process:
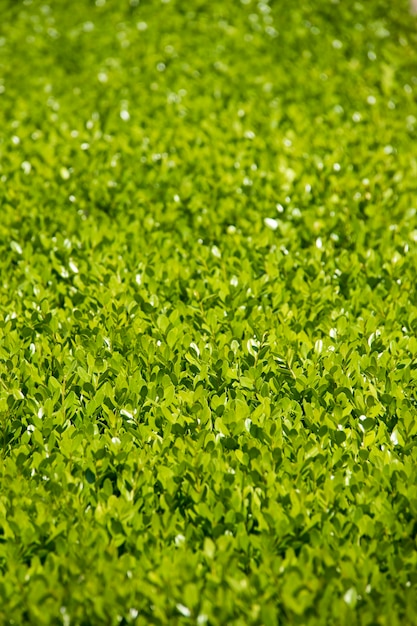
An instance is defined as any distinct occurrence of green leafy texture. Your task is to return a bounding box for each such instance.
[1,0,417,624]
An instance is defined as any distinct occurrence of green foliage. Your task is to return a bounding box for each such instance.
[1,0,417,623]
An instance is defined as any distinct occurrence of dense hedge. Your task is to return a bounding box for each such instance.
[1,0,417,624]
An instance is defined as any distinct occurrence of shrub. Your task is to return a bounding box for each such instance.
[1,1,417,624]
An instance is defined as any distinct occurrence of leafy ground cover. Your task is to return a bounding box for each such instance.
[1,0,417,623]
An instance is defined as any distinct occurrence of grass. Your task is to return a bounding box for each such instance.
[1,0,417,624]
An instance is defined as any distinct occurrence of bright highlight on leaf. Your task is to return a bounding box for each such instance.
[343,588,358,607]
[264,217,279,230]
[176,604,192,618]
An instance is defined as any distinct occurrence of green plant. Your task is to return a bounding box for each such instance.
[1,0,417,624]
